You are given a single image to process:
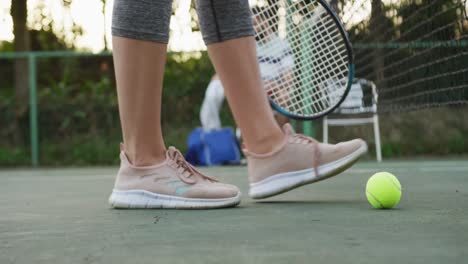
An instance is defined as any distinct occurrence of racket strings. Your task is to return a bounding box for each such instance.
[270,34,347,112]
[291,17,348,110]
[254,1,350,117]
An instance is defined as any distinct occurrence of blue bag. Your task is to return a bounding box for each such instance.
[185,127,241,166]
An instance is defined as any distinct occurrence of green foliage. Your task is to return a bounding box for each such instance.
[381,143,402,157]
[0,41,14,52]
[0,147,30,166]
[31,29,70,51]
[446,135,466,154]
[0,51,235,166]
[40,136,120,166]
[1,50,467,166]
[325,106,468,160]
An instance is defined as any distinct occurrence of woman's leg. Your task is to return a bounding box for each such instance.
[197,0,367,199]
[109,0,241,209]
[113,37,166,166]
[194,0,284,154]
[208,36,367,199]
[207,38,285,154]
[274,113,289,128]
[111,0,174,166]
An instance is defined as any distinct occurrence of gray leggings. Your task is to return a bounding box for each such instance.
[112,0,255,45]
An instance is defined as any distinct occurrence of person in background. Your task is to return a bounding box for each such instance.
[200,74,225,130]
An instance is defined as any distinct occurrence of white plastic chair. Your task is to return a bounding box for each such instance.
[322,79,382,162]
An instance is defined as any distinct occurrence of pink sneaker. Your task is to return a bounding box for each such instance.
[108,147,241,209]
[244,124,367,199]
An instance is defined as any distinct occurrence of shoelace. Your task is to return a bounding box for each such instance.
[169,148,218,184]
[292,133,319,145]
[291,133,321,176]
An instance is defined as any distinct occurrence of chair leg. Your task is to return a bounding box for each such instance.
[373,114,382,162]
[323,117,328,144]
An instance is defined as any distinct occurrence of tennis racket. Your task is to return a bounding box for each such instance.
[253,0,354,120]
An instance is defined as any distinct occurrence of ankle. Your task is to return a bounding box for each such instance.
[244,130,286,155]
[124,149,166,167]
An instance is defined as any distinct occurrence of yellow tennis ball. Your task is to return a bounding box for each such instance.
[366,172,401,209]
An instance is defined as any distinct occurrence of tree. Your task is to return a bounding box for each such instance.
[10,0,31,144]
[11,0,31,121]
[101,0,108,51]
[370,0,385,87]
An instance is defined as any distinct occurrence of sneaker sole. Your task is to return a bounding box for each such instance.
[249,144,368,199]
[108,190,241,209]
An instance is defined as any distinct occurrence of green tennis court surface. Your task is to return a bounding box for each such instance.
[1,160,467,264]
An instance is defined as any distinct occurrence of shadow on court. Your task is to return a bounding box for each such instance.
[1,160,467,264]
